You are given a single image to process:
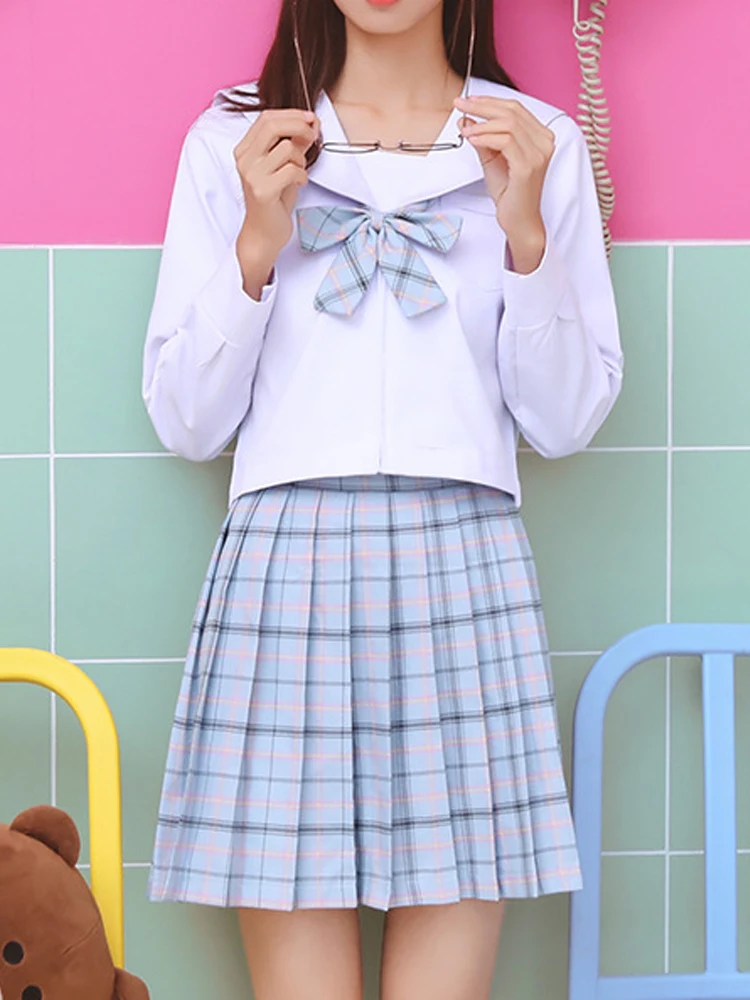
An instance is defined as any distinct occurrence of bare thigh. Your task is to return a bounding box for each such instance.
[238,907,363,1000]
[380,900,505,1000]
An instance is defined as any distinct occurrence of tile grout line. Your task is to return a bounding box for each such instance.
[78,862,152,871]
[92,851,750,869]
[2,240,750,250]
[0,245,165,251]
[56,452,174,460]
[48,248,58,809]
[100,852,750,868]
[48,652,593,667]
[605,849,750,857]
[549,651,602,658]
[603,849,702,858]
[666,246,675,620]
[68,652,595,664]
[74,658,186,666]
[663,244,675,974]
[610,240,750,248]
[521,446,665,454]
[672,446,750,453]
[3,445,750,462]
[69,651,595,663]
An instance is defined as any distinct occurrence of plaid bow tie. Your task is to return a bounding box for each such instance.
[296,204,463,318]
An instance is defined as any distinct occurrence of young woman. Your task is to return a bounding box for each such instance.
[142,0,623,997]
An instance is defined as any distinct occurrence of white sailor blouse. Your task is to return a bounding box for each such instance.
[142,77,624,505]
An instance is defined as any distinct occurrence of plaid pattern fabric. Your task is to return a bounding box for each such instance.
[296,204,462,318]
[149,475,582,911]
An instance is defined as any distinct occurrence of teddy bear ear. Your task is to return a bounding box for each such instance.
[113,968,150,1000]
[10,806,81,868]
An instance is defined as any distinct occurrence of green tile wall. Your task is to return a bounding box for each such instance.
[56,662,184,864]
[673,248,750,447]
[0,243,748,997]
[0,250,49,454]
[55,456,231,660]
[54,249,163,454]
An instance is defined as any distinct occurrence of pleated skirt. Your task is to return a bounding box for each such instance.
[149,475,581,911]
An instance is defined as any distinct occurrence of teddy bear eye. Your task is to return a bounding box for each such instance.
[2,941,24,964]
[22,988,42,1000]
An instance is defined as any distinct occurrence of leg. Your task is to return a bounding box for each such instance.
[238,907,364,1000]
[380,900,505,1000]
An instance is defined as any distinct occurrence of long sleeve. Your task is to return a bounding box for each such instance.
[142,115,277,463]
[497,113,623,459]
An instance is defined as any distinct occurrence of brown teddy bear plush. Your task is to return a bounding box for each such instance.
[0,806,149,1000]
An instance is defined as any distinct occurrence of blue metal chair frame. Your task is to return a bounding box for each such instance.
[569,623,750,1000]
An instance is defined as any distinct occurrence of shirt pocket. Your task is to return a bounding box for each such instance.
[437,190,507,293]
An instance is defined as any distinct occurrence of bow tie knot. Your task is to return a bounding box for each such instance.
[296,203,462,319]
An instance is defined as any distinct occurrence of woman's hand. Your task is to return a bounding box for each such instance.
[455,96,555,274]
[233,109,320,299]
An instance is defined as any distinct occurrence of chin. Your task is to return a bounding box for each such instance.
[332,0,443,35]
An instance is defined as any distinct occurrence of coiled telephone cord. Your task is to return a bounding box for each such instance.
[573,0,615,255]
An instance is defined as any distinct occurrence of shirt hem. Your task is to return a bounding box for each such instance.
[227,449,522,508]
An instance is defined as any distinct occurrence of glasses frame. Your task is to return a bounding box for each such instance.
[292,0,476,155]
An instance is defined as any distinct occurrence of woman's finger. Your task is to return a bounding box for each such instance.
[237,140,307,203]
[257,138,307,176]
[464,117,551,166]
[461,108,553,160]
[248,118,318,160]
[249,161,308,204]
[234,108,309,156]
[235,110,319,161]
[467,131,528,172]
[456,95,537,127]
[456,96,554,152]
[267,162,309,198]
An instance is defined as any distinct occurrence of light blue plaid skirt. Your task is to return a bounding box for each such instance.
[149,475,581,910]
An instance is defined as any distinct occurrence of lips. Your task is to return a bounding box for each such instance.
[366,0,400,6]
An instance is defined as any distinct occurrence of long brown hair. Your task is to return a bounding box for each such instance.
[219,0,517,161]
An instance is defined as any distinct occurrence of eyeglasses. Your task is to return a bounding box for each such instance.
[292,0,476,155]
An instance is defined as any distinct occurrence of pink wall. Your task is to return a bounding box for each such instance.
[1,0,747,245]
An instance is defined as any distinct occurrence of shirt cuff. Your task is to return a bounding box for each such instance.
[502,235,568,330]
[195,243,277,347]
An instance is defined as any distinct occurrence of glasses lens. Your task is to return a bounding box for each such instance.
[398,139,463,152]
[322,142,380,154]
[322,137,463,155]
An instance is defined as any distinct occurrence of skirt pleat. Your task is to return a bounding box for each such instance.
[480,500,573,892]
[232,484,313,909]
[390,489,460,906]
[150,475,582,910]
[420,491,494,901]
[351,487,395,906]
[289,486,358,908]
[449,496,504,900]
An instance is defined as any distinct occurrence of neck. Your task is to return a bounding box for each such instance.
[331,8,463,113]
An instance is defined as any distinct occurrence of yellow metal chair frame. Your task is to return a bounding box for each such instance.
[0,648,124,967]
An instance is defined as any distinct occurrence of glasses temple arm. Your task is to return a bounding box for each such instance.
[292,0,315,114]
